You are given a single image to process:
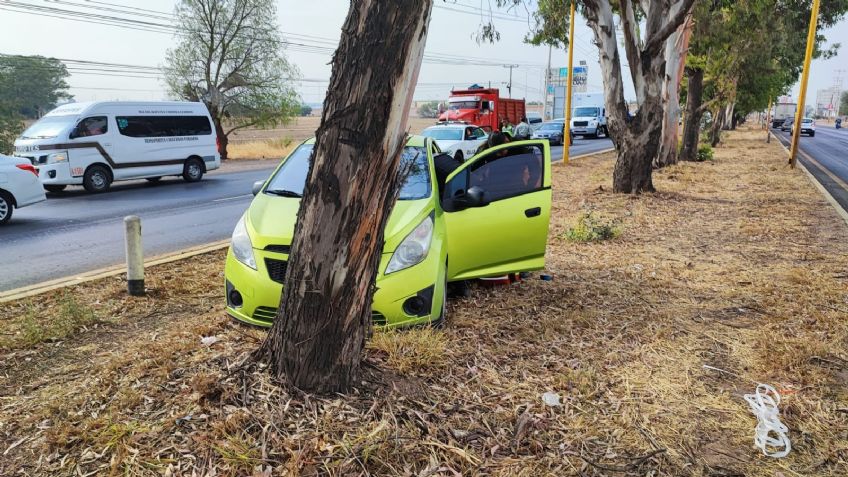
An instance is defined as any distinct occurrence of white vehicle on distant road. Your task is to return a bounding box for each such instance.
[0,154,46,225]
[570,92,608,138]
[791,117,816,137]
[420,122,488,161]
[13,101,220,194]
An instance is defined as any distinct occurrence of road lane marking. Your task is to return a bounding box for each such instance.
[213,194,253,203]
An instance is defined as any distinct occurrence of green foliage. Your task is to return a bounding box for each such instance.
[696,144,714,162]
[417,101,440,119]
[0,54,72,118]
[564,212,621,242]
[299,104,313,117]
[165,0,300,158]
[0,104,23,155]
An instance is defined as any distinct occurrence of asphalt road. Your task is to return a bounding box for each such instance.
[0,137,613,292]
[773,125,848,213]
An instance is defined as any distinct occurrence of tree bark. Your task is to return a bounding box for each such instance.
[655,10,693,169]
[257,0,433,394]
[710,107,726,147]
[214,117,228,160]
[680,67,704,162]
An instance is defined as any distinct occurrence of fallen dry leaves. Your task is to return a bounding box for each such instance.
[1,127,847,476]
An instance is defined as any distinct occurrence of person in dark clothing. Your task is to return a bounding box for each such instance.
[475,130,510,155]
[433,152,463,197]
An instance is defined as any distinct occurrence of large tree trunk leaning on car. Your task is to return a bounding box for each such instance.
[256,0,434,393]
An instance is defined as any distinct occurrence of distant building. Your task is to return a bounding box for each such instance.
[815,86,841,118]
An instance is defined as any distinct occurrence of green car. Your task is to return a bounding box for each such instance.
[224,135,552,328]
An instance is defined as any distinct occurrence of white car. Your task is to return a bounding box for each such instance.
[421,123,488,161]
[0,154,47,225]
[790,117,816,137]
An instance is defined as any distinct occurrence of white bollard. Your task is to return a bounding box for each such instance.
[124,215,144,296]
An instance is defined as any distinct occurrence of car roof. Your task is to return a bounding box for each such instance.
[301,135,428,147]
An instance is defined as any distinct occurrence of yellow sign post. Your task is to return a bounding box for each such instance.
[789,0,820,168]
[562,0,576,164]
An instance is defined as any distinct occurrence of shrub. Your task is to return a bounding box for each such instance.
[697,144,714,162]
[564,212,621,242]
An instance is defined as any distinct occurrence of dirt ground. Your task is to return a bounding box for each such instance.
[1,128,847,476]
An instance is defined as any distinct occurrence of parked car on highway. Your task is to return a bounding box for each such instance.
[531,120,573,146]
[791,117,816,137]
[0,154,46,225]
[224,136,552,328]
[421,122,488,161]
[13,101,221,194]
[780,118,793,131]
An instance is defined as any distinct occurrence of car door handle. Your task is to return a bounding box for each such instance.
[525,207,541,218]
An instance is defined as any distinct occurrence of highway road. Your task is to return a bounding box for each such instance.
[773,125,848,213]
[0,137,613,292]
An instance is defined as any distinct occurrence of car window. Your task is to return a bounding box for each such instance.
[539,123,563,131]
[266,144,431,201]
[473,128,486,139]
[76,116,108,138]
[422,128,463,141]
[574,107,599,117]
[445,145,545,203]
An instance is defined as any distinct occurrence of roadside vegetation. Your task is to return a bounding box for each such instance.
[2,128,847,476]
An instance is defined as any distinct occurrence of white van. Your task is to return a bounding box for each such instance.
[13,101,220,193]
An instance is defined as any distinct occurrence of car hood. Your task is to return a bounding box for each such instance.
[245,193,434,253]
[0,153,30,166]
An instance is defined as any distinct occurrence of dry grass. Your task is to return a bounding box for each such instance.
[1,127,847,476]
[227,138,297,161]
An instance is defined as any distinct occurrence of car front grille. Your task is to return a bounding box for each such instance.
[253,306,277,323]
[574,121,588,127]
[264,244,291,254]
[265,258,288,284]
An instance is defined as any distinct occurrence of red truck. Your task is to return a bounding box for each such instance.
[438,87,525,132]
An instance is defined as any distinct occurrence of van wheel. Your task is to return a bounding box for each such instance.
[454,151,464,162]
[44,185,67,193]
[146,177,162,183]
[83,165,112,193]
[0,191,13,225]
[183,158,204,182]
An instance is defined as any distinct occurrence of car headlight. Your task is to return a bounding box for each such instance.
[231,216,257,270]
[48,152,68,163]
[385,215,433,274]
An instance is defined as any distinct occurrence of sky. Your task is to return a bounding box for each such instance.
[2,0,846,108]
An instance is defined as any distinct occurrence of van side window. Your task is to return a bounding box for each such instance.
[76,116,108,137]
[116,116,213,138]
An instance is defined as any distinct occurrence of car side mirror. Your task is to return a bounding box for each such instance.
[252,180,265,196]
[446,186,487,212]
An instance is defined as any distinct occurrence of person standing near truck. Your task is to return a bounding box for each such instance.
[501,119,514,138]
[514,116,531,140]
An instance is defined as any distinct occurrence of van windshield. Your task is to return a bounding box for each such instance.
[265,144,431,201]
[20,116,77,139]
[573,107,599,117]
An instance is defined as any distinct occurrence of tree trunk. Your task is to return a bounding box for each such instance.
[680,67,704,162]
[257,0,433,394]
[214,118,228,160]
[655,9,693,169]
[710,107,725,147]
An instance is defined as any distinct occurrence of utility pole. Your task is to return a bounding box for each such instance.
[503,64,518,98]
[562,0,576,164]
[544,45,552,120]
[789,0,820,168]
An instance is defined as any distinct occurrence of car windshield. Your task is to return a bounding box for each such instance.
[448,101,479,110]
[422,128,463,141]
[573,107,599,117]
[265,144,431,201]
[539,122,563,131]
[802,119,813,123]
[20,115,77,139]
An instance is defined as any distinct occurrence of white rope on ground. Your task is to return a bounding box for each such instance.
[743,384,791,458]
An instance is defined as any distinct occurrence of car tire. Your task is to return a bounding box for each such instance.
[0,191,13,225]
[44,185,67,193]
[810,131,815,137]
[146,177,162,183]
[183,157,204,182]
[83,165,112,193]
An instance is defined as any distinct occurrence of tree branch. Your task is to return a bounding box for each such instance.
[643,0,696,58]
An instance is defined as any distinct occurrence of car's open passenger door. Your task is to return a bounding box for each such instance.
[441,140,552,280]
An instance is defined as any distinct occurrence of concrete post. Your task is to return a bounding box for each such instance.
[124,215,144,296]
